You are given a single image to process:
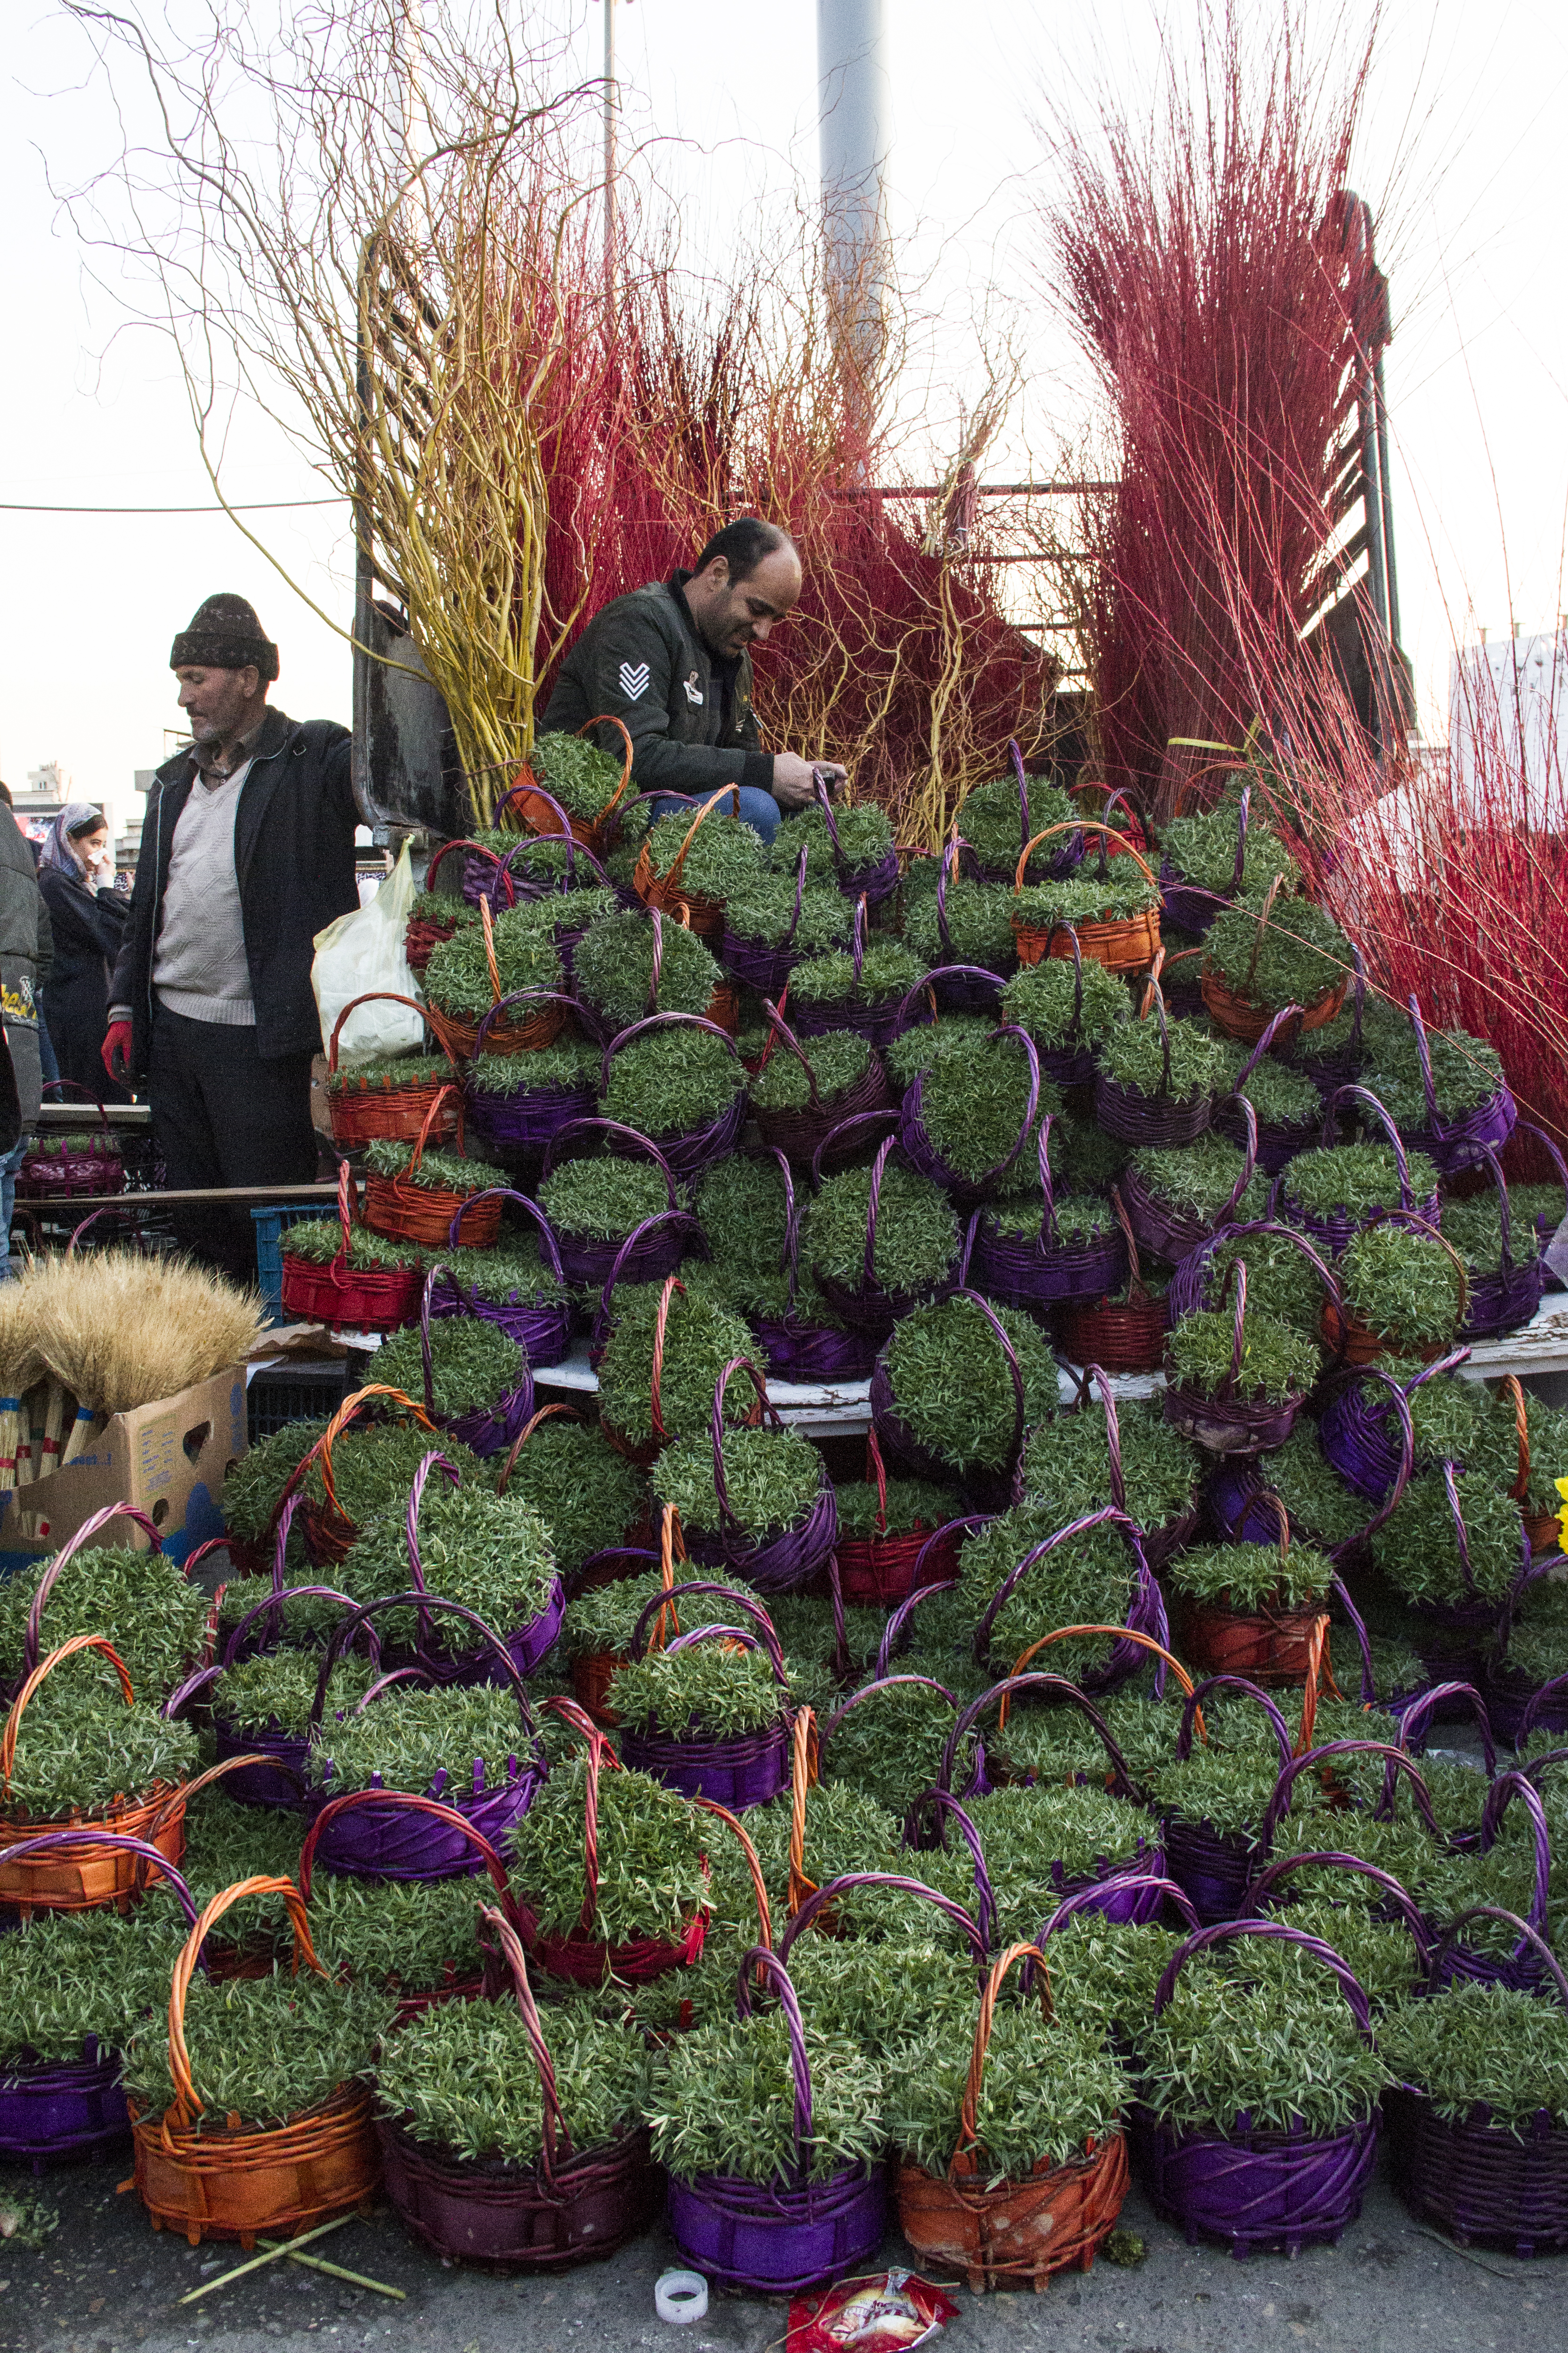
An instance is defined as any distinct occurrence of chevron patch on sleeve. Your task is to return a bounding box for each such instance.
[618,661,651,702]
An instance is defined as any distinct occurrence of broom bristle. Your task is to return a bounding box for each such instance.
[26,1251,267,1417]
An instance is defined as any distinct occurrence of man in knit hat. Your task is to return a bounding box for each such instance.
[106,593,361,1278]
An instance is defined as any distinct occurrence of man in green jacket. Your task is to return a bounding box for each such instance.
[541,517,845,844]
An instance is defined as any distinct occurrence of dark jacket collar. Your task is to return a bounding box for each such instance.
[157,704,294,788]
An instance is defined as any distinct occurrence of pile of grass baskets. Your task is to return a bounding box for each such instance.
[896,1939,1130,2290]
[131,1874,381,2248]
[375,1903,662,2269]
[616,1579,793,1808]
[1131,1919,1382,2258]
[664,1945,889,2294]
[281,1164,425,1333]
[1383,1909,1568,2256]
[325,993,460,1149]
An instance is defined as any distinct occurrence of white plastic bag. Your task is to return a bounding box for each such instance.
[311,840,424,1071]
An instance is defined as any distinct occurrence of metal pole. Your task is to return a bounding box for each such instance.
[603,0,616,299]
[817,0,890,418]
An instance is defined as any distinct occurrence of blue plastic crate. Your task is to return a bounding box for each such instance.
[252,1204,327,1325]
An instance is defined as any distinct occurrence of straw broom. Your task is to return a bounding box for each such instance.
[28,1252,267,1421]
[0,1285,46,1506]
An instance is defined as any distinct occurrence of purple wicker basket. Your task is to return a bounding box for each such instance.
[600,1011,745,1182]
[750,1316,875,1380]
[682,1359,840,1597]
[1456,1136,1557,1339]
[1285,947,1367,1098]
[750,999,893,1170]
[897,1020,1041,1207]
[411,1271,533,1461]
[721,848,817,999]
[970,1117,1129,1307]
[665,1946,887,2293]
[1164,1257,1310,1455]
[619,1583,792,1809]
[198,1577,365,1809]
[304,1598,546,1878]
[792,899,918,1051]
[871,1287,1025,1512]
[389,1451,565,1683]
[540,1118,704,1289]
[926,842,1016,1011]
[1392,996,1517,1175]
[961,741,1084,885]
[1157,787,1255,937]
[1270,1084,1441,1253]
[375,1904,659,2268]
[1122,1094,1260,1264]
[818,1666,993,1811]
[1039,1871,1201,1947]
[808,1117,960,1341]
[464,993,595,1160]
[1093,977,1214,1148]
[426,1190,573,1367]
[0,1831,198,2168]
[1317,1349,1461,1502]
[1132,1918,1381,2256]
[1051,1363,1201,1576]
[1210,1006,1322,1173]
[964,1505,1172,1697]
[1166,1217,1340,1324]
[1384,1911,1568,2256]
[806,778,901,913]
[1161,1676,1294,1922]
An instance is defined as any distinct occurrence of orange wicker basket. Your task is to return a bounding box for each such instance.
[632,787,742,941]
[500,716,635,856]
[325,992,460,1150]
[1501,1375,1561,1554]
[359,1088,503,1251]
[1010,822,1163,974]
[896,1942,1130,2291]
[1199,876,1348,1044]
[275,1384,443,1567]
[423,899,570,1062]
[130,1874,381,2248]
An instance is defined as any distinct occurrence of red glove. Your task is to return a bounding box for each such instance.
[102,1021,133,1085]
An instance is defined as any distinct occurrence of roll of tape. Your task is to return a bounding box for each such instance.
[655,2269,709,2325]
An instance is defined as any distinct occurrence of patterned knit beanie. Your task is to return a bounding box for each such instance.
[170,593,280,682]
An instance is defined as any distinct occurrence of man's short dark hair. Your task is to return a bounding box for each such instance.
[694,517,795,586]
[0,783,11,808]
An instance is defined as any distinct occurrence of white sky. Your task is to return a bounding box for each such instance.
[3,0,1567,831]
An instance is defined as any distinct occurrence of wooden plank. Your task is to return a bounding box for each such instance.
[27,1184,338,1210]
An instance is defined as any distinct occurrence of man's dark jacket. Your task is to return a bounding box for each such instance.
[110,706,358,1078]
[542,575,775,801]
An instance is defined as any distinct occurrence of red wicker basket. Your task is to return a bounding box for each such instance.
[633,786,741,940]
[1055,1188,1169,1374]
[896,1941,1130,2290]
[1011,823,1163,974]
[360,1088,504,1251]
[281,1164,424,1334]
[832,1430,959,1607]
[325,992,460,1150]
[499,716,635,857]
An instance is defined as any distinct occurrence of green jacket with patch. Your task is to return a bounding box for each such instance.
[542,574,776,803]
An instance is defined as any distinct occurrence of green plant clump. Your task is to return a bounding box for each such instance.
[539,1154,678,1243]
[363,1138,494,1200]
[344,1482,558,1655]
[648,2012,884,2185]
[1337,1222,1466,1350]
[526,729,624,819]
[1370,1466,1528,1607]
[122,1967,391,2133]
[374,1319,525,1420]
[1000,957,1129,1052]
[1020,1401,1199,1536]
[1346,1363,1510,1481]
[816,1677,970,1816]
[1215,1043,1321,1132]
[222,1418,329,1548]
[880,1297,1057,1472]
[0,1657,198,1823]
[437,1241,565,1311]
[1251,1427,1370,1549]
[883,1014,992,1091]
[1378,1980,1568,2131]
[1442,1191,1541,1278]
[609,1637,784,1743]
[1366,1024,1509,1128]
[1097,1014,1230,1106]
[495,1420,647,1579]
[573,907,723,1026]
[422,904,563,1021]
[959,1504,1138,1672]
[509,1757,710,1945]
[408,890,480,937]
[602,1027,743,1139]
[774,800,895,879]
[1170,1540,1334,1610]
[1165,1306,1320,1404]
[886,2005,1126,2188]
[0,1904,184,2069]
[211,1652,377,1739]
[903,877,1016,972]
[791,940,922,1011]
[596,1282,758,1450]
[302,1424,490,1531]
[311,1682,532,1799]
[468,1039,600,1100]
[833,1474,956,1542]
[1057,1113,1131,1195]
[910,1032,1062,1182]
[803,1163,958,1300]
[695,1157,790,1282]
[747,1030,876,1116]
[654,1424,824,1545]
[1132,1947,1390,2137]
[1013,871,1160,930]
[1127,1133,1268,1227]
[956,772,1075,878]
[1158,806,1301,903]
[311,1870,494,1993]
[1203,900,1353,1015]
[1189,1227,1330,1334]
[375,1989,650,2167]
[722,874,851,955]
[644,807,768,902]
[1281,1144,1440,1224]
[0,1545,211,1704]
[278,1218,424,1273]
[559,1573,762,1664]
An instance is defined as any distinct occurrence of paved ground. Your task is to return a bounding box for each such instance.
[0,2162,1562,2353]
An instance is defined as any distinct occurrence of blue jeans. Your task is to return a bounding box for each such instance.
[0,1133,28,1279]
[650,786,781,847]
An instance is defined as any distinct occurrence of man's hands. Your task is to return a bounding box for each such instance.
[102,1021,133,1085]
[772,754,848,810]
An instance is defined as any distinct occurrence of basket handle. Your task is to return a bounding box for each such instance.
[1243,1849,1431,1963]
[1,1633,135,1792]
[0,1825,199,1927]
[1005,1624,1198,1721]
[709,1355,786,1532]
[494,1402,582,1496]
[874,1565,971,1679]
[1152,1918,1372,2038]
[731,1946,813,2157]
[539,1117,682,1211]
[940,1665,1128,1795]
[426,838,516,906]
[404,1450,462,1636]
[397,1084,464,1193]
[1231,1001,1304,1091]
[655,783,742,889]
[444,1187,567,1288]
[629,1579,787,1685]
[1423,1907,1568,2010]
[537,1696,622,1936]
[646,1272,685,1447]
[776,1870,989,1971]
[471,987,577,1061]
[950,1024,1041,1193]
[480,1905,573,2182]
[936,835,960,954]
[971,1503,1150,1665]
[954,1942,1054,2171]
[299,1788,517,1907]
[1503,1372,1532,1504]
[945,1287,1026,1479]
[818,1671,957,1778]
[1322,1083,1418,1207]
[1519,1672,1568,1746]
[588,1212,701,1356]
[990,1654,1157,1792]
[1259,1737,1440,1856]
[1389,1679,1496,1777]
[806,1104,899,1194]
[1065,1365,1125,1515]
[863,1425,890,1537]
[904,1788,999,1953]
[1013,820,1157,896]
[1175,1671,1290,1768]
[327,990,431,1077]
[209,1581,363,1679]
[758,998,823,1110]
[1038,1873,1200,1940]
[165,1876,327,2126]
[22,1502,164,1675]
[787,1705,819,1915]
[308,1592,539,1736]
[1478,1770,1552,1942]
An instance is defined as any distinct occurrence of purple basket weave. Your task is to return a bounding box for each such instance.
[540,1119,704,1290]
[665,1947,887,2292]
[1163,1257,1310,1457]
[181,1567,362,1810]
[464,995,596,1161]
[391,1452,565,1684]
[1270,1084,1440,1253]
[1161,1676,1293,1923]
[687,1359,840,1597]
[406,1271,533,1462]
[1093,977,1214,1148]
[1317,1350,1460,1502]
[305,1598,546,1879]
[1208,1006,1323,1173]
[970,1117,1129,1307]
[619,1582,792,1809]
[750,1316,875,1381]
[926,843,1016,1012]
[722,849,817,999]
[1132,1919,1381,2255]
[429,1188,574,1367]
[961,742,1085,885]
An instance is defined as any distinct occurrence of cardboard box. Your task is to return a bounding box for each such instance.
[0,1366,249,1575]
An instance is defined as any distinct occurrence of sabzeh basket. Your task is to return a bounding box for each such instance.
[1271,1082,1441,1254]
[376,1902,663,2270]
[898,1020,1042,1207]
[1156,1675,1298,1924]
[360,1089,505,1251]
[404,1273,533,1461]
[807,1115,962,1342]
[831,1429,962,1608]
[1158,779,1259,935]
[540,1114,703,1289]
[970,1115,1130,1308]
[634,784,743,940]
[927,843,1016,1011]
[962,1503,1173,1698]
[897,1939,1130,2292]
[1163,1257,1314,1455]
[1132,1920,1382,2258]
[617,1580,793,1811]
[427,1187,574,1366]
[1383,1907,1568,2258]
[16,1087,124,1201]
[1010,822,1163,974]
[598,1009,745,1180]
[1175,1508,1334,1690]
[298,1787,525,2005]
[276,1383,444,1567]
[663,1945,888,2295]
[748,1147,878,1381]
[281,1163,425,1335]
[324,991,461,1150]
[1394,993,1518,1175]
[423,898,570,1061]
[500,714,636,856]
[749,998,892,1168]
[393,1446,564,1680]
[1199,873,1349,1045]
[463,1000,597,1160]
[679,1357,840,1595]
[598,1271,765,1469]
[0,1500,214,1710]
[1454,1137,1552,1341]
[1055,1187,1169,1373]
[1093,972,1215,1149]
[129,1874,381,2249]
[1319,1207,1470,1365]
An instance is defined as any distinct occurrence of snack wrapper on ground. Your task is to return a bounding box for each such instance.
[788,2270,961,2352]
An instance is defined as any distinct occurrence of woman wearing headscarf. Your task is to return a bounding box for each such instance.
[38,802,129,1101]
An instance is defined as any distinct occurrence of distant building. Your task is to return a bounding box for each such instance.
[13,763,106,852]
